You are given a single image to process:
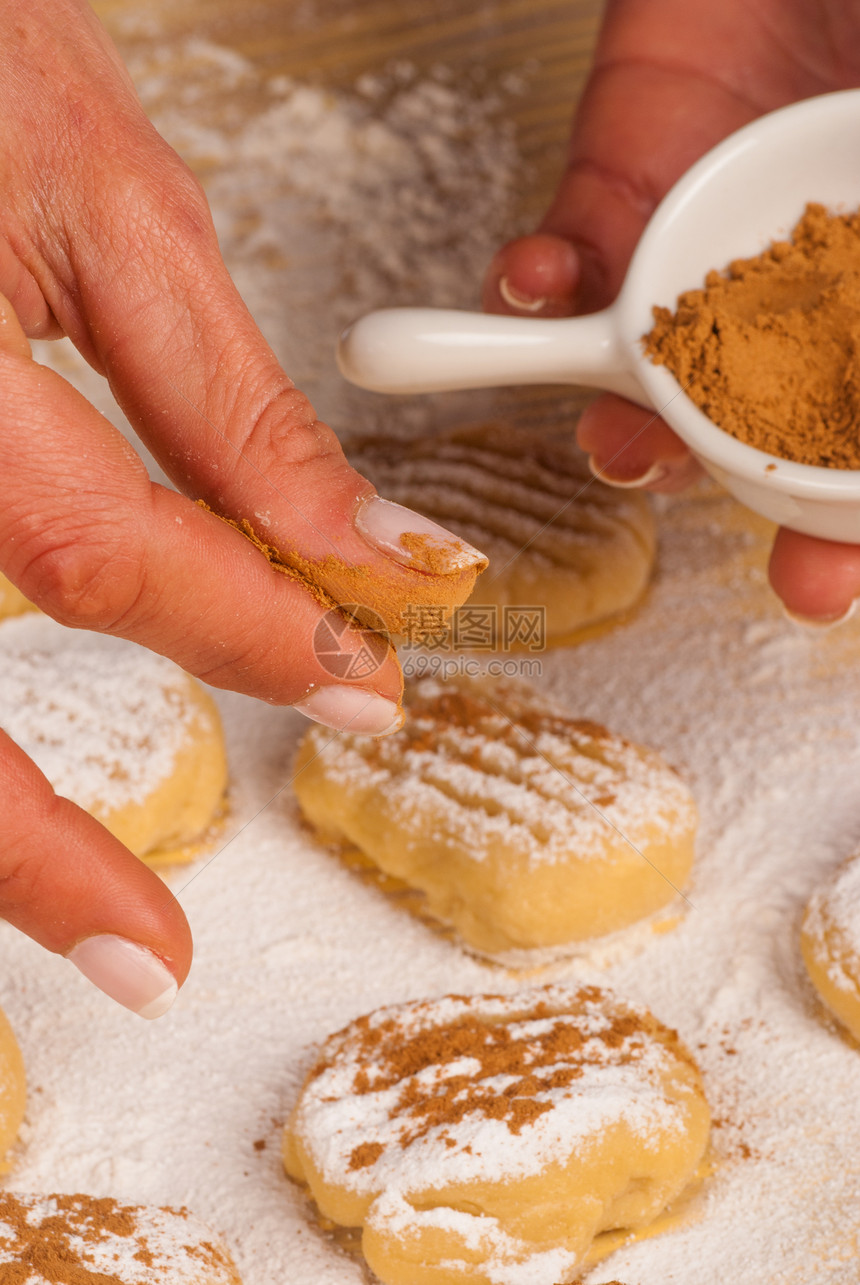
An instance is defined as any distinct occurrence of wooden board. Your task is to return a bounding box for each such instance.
[92,0,600,236]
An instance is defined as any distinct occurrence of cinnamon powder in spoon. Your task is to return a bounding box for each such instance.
[644,202,860,468]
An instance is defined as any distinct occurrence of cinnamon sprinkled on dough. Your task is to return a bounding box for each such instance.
[292,983,707,1193]
[337,986,652,1148]
[0,1193,240,1284]
[347,1141,385,1172]
[286,985,709,1285]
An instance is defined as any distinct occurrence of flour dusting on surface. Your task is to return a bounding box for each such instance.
[0,614,199,813]
[300,676,696,867]
[8,20,860,1285]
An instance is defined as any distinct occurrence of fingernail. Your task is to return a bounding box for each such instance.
[294,684,404,735]
[355,495,487,576]
[67,935,178,1020]
[588,455,668,489]
[498,275,548,313]
[783,600,857,630]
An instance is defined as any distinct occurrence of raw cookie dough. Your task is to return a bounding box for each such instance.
[0,572,36,622]
[293,677,697,956]
[0,1192,242,1282]
[283,984,711,1285]
[0,1005,25,1170]
[0,614,227,866]
[801,849,860,1039]
[348,422,656,647]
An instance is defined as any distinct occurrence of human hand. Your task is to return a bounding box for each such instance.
[0,0,484,1016]
[483,0,860,624]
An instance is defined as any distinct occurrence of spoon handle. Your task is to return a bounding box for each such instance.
[337,307,652,406]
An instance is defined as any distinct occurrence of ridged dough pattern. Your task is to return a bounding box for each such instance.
[284,984,710,1285]
[348,422,656,647]
[293,678,696,955]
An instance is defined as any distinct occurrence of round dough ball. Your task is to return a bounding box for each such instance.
[0,1192,242,1282]
[284,984,710,1285]
[801,850,860,1040]
[0,614,227,866]
[293,677,697,956]
[0,1005,25,1170]
[348,421,656,648]
[0,572,37,622]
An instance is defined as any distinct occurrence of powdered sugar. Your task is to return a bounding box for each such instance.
[300,677,696,866]
[3,15,860,1285]
[115,39,519,436]
[292,986,693,1195]
[369,1190,581,1285]
[803,851,860,993]
[0,1192,239,1283]
[0,614,202,813]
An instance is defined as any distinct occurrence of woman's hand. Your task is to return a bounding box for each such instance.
[0,0,483,1016]
[484,0,860,623]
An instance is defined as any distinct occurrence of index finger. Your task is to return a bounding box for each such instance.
[13,35,486,626]
[0,334,406,733]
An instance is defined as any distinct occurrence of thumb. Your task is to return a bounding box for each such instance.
[484,5,767,317]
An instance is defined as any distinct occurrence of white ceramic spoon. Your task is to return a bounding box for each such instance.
[338,90,860,543]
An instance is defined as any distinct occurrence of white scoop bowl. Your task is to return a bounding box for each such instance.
[338,90,860,543]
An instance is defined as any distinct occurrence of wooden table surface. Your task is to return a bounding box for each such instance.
[93,0,602,228]
[90,0,606,436]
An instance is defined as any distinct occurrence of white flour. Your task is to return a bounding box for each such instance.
[121,37,521,437]
[299,677,695,867]
[0,615,199,813]
[6,26,860,1285]
[289,986,692,1193]
[0,1192,239,1282]
[800,852,860,995]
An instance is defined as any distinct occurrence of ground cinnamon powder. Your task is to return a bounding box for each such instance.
[197,503,484,635]
[0,1193,234,1284]
[644,203,860,468]
[322,986,687,1172]
[0,1192,138,1284]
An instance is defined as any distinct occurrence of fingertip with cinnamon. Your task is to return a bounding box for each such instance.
[346,492,489,631]
[290,489,489,635]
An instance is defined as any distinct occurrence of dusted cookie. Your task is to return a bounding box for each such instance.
[293,678,696,956]
[0,1005,25,1170]
[0,615,227,866]
[0,572,36,622]
[801,850,860,1040]
[0,1192,241,1283]
[284,984,710,1285]
[348,422,656,647]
